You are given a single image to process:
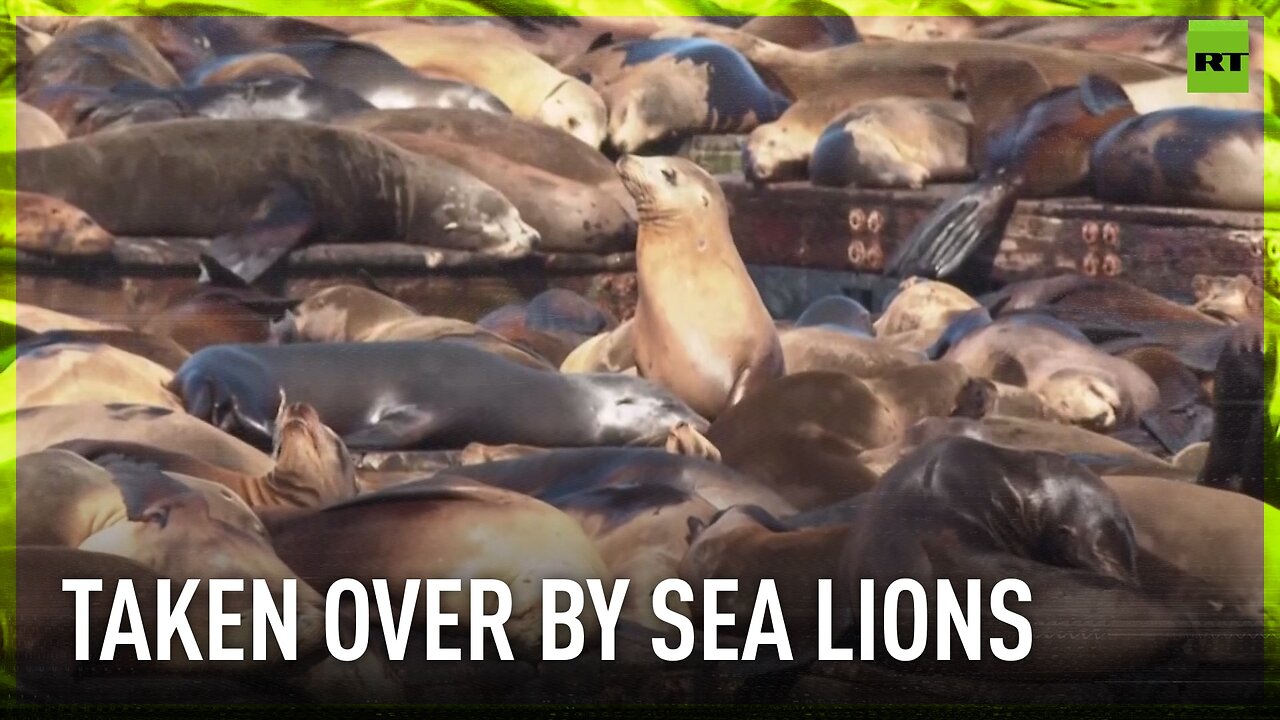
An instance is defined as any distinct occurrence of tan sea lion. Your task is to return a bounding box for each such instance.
[266,480,610,657]
[560,319,637,374]
[1192,275,1262,324]
[778,326,923,379]
[742,64,956,183]
[354,28,607,147]
[808,97,973,189]
[13,191,113,257]
[6,300,125,334]
[15,101,66,149]
[14,328,191,372]
[16,403,276,477]
[1122,74,1264,113]
[873,278,981,348]
[618,155,784,420]
[5,342,181,412]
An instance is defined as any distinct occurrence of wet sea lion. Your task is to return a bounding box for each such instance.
[808,97,973,189]
[568,38,790,154]
[1192,274,1262,324]
[372,129,636,254]
[15,101,66,149]
[13,191,113,257]
[889,70,1139,286]
[16,119,539,285]
[15,403,275,477]
[19,19,181,95]
[171,341,705,451]
[942,316,1160,430]
[266,481,609,657]
[51,401,358,512]
[354,28,607,147]
[1091,108,1274,212]
[742,64,956,183]
[619,155,784,419]
[835,437,1203,680]
[4,342,181,412]
[187,51,313,86]
[794,295,873,336]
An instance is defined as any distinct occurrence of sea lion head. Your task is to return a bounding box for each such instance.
[537,77,608,149]
[271,402,358,507]
[1192,274,1262,324]
[1031,452,1140,585]
[269,285,417,344]
[615,154,723,225]
[579,373,708,446]
[1039,368,1123,431]
[743,121,806,183]
[604,70,705,154]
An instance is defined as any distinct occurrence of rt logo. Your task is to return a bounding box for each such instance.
[1186,19,1252,93]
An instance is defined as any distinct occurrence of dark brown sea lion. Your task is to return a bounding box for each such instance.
[265,481,609,657]
[888,69,1139,287]
[19,19,181,95]
[743,64,956,183]
[143,283,299,352]
[170,341,705,451]
[808,98,973,189]
[14,191,113,257]
[566,38,790,154]
[16,119,538,285]
[1091,108,1274,211]
[619,155,784,419]
[353,28,607,147]
[477,289,618,367]
[1199,320,1265,500]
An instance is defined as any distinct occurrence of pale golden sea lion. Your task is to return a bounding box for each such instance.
[619,155,784,420]
[16,101,66,149]
[6,342,181,412]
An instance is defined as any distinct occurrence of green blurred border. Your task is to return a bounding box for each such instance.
[0,0,1276,710]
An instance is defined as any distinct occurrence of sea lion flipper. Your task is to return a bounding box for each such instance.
[202,183,316,287]
[887,179,1020,285]
[342,405,442,451]
[1078,74,1134,118]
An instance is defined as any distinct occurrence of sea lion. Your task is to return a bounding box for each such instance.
[1192,274,1262,324]
[13,191,113,257]
[738,12,860,49]
[263,40,511,114]
[1122,74,1264,114]
[144,283,299,352]
[19,19,181,95]
[15,328,191,372]
[834,437,1205,680]
[1199,321,1264,500]
[4,342,181,412]
[20,83,135,137]
[888,69,1139,286]
[794,295,873,336]
[15,403,275,477]
[619,155,784,419]
[568,38,790,154]
[854,16,982,41]
[478,289,618,367]
[15,101,66,149]
[265,481,609,657]
[942,316,1160,430]
[170,341,706,451]
[808,97,973,189]
[778,326,923,379]
[1091,108,1274,212]
[5,300,125,334]
[742,64,956,183]
[187,51,313,86]
[16,119,539,285]
[372,129,636,254]
[997,17,1190,69]
[873,278,982,350]
[51,401,358,512]
[560,319,638,375]
[354,28,607,147]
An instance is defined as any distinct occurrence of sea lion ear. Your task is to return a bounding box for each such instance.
[1079,74,1133,117]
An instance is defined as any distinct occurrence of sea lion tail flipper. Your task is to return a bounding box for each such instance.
[342,405,442,451]
[202,183,316,287]
[885,178,1021,284]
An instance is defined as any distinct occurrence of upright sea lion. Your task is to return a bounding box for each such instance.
[742,64,956,183]
[372,129,636,254]
[4,342,181,412]
[15,101,65,149]
[19,19,181,95]
[794,295,873,336]
[888,69,1139,286]
[17,119,539,285]
[1091,108,1274,211]
[265,40,511,114]
[808,97,973,189]
[568,38,790,154]
[619,155,784,419]
[1192,274,1262,324]
[265,481,609,657]
[834,437,1204,680]
[171,341,706,451]
[13,191,113,257]
[354,28,608,147]
[16,403,275,477]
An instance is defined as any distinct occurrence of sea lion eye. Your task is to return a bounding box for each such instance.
[661,168,678,186]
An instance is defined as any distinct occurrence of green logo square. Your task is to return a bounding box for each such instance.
[1186,19,1251,93]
